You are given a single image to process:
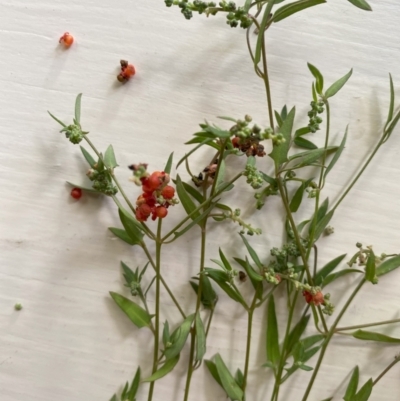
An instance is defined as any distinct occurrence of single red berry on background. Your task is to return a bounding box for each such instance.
[70,188,82,200]
[161,185,175,199]
[123,64,136,78]
[156,206,168,219]
[59,32,74,47]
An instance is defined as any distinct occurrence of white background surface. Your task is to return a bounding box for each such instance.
[1,1,400,400]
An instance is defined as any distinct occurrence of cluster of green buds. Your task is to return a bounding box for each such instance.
[254,184,278,210]
[270,242,301,266]
[122,262,148,298]
[86,162,118,196]
[307,100,324,133]
[165,0,217,19]
[232,208,262,236]
[324,225,335,236]
[306,181,318,198]
[264,268,282,285]
[128,163,149,186]
[223,2,252,28]
[60,123,87,144]
[243,164,263,189]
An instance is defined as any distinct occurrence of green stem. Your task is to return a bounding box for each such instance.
[205,307,215,337]
[147,219,163,401]
[260,35,275,129]
[139,291,155,335]
[242,293,258,393]
[373,355,400,386]
[183,330,197,401]
[141,243,186,319]
[301,279,366,401]
[336,318,400,332]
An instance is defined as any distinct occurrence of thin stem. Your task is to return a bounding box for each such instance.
[139,291,155,335]
[301,279,366,401]
[147,219,163,401]
[183,331,197,401]
[205,307,215,337]
[260,36,274,129]
[142,243,186,319]
[373,355,400,386]
[336,318,400,332]
[242,293,259,393]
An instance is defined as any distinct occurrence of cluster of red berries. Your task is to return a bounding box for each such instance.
[302,290,324,306]
[117,60,136,83]
[59,32,74,48]
[135,171,176,222]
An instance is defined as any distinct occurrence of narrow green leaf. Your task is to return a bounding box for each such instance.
[80,146,96,167]
[104,145,118,169]
[308,63,324,94]
[235,369,244,388]
[384,109,400,141]
[287,315,310,354]
[269,107,295,165]
[66,181,98,193]
[316,198,329,224]
[109,395,118,401]
[205,125,231,139]
[233,257,263,298]
[299,364,313,371]
[215,159,226,190]
[312,82,318,102]
[48,111,67,128]
[177,139,213,168]
[297,219,310,234]
[347,0,372,11]
[215,354,244,401]
[75,93,82,124]
[314,254,347,286]
[163,321,170,347]
[273,0,326,23]
[353,378,373,401]
[109,227,137,246]
[325,69,353,99]
[127,367,141,401]
[118,208,144,244]
[344,366,359,401]
[240,234,263,269]
[254,0,277,65]
[244,257,264,282]
[314,209,334,240]
[322,269,362,287]
[275,110,283,128]
[376,255,400,277]
[260,171,277,186]
[266,295,280,367]
[217,116,237,123]
[212,280,247,307]
[294,137,318,149]
[281,105,288,120]
[179,181,204,203]
[205,360,222,387]
[176,175,201,221]
[320,398,333,401]
[324,127,348,178]
[164,315,195,360]
[219,248,232,271]
[109,292,151,329]
[365,250,376,283]
[290,179,311,213]
[301,334,324,350]
[195,314,206,362]
[352,330,400,344]
[291,147,338,168]
[295,127,312,137]
[384,74,395,131]
[164,152,174,174]
[142,354,180,382]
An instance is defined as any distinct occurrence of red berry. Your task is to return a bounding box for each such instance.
[70,187,82,200]
[232,137,240,148]
[302,290,313,304]
[147,171,164,191]
[161,185,175,200]
[313,291,324,306]
[59,32,74,47]
[123,64,136,78]
[136,203,151,222]
[156,206,168,219]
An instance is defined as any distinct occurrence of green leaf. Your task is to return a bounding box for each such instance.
[353,378,373,401]
[260,171,277,186]
[66,181,98,193]
[109,395,118,401]
[322,269,363,287]
[177,139,213,168]
[314,209,334,240]
[205,359,222,387]
[164,152,174,174]
[118,208,144,245]
[290,179,312,213]
[176,175,200,221]
[325,69,353,99]
[287,314,310,354]
[365,250,376,283]
[212,279,247,307]
[235,369,244,388]
[240,234,263,269]
[376,255,400,277]
[244,257,264,282]
[301,334,325,350]
[109,292,152,329]
[295,127,312,137]
[164,314,195,360]
[384,109,400,142]
[290,147,338,168]
[314,254,347,286]
[344,366,359,401]
[266,295,280,368]
[179,181,204,203]
[126,367,141,401]
[352,330,400,344]
[120,261,136,284]
[312,82,318,102]
[48,111,67,128]
[215,159,226,192]
[281,105,288,120]
[206,268,230,283]
[104,145,118,169]
[347,0,372,11]
[275,110,283,128]
[142,354,180,382]
[254,0,277,66]
[219,248,232,271]
[324,127,348,178]
[80,146,96,167]
[233,258,263,299]
[308,63,324,94]
[195,314,206,362]
[384,74,395,131]
[75,93,82,124]
[273,0,326,23]
[269,107,295,165]
[214,354,244,401]
[109,227,137,246]
[205,125,231,139]
[163,321,170,347]
[294,137,318,149]
[217,116,237,123]
[190,274,217,309]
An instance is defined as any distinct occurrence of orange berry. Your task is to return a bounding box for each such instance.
[59,32,74,47]
[156,206,168,219]
[135,203,151,222]
[313,291,324,306]
[161,185,175,200]
[147,171,165,191]
[123,64,136,78]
